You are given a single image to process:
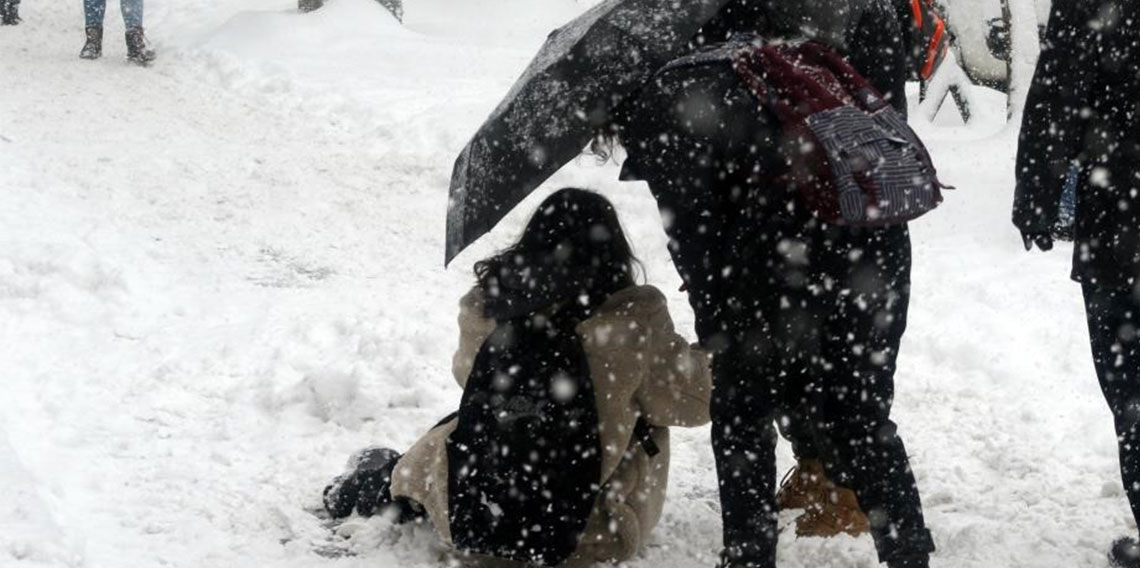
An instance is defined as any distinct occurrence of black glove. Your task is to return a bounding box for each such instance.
[1049,221,1075,243]
[1021,231,1054,252]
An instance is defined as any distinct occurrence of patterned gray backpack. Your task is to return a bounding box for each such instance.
[733,39,947,225]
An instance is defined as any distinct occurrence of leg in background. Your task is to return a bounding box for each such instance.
[83,0,105,28]
[120,0,143,29]
[80,0,105,59]
[1084,284,1140,533]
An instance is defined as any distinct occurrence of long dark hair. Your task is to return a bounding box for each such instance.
[474,188,640,321]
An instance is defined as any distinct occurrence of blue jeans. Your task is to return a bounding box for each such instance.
[84,0,142,29]
[1058,162,1079,227]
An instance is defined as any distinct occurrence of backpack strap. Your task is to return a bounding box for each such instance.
[634,417,660,458]
[797,41,889,112]
[432,411,459,430]
[732,40,890,122]
[732,41,847,125]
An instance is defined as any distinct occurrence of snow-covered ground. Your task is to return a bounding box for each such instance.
[0,1,1127,567]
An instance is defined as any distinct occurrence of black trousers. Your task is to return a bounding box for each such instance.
[620,61,933,566]
[1084,283,1140,533]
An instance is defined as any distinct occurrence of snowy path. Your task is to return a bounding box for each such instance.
[0,1,1131,567]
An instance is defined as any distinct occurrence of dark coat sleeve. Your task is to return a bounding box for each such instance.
[846,0,909,116]
[893,0,915,66]
[1012,0,1094,233]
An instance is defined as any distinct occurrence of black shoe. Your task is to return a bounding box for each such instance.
[322,473,360,519]
[80,27,103,60]
[887,554,931,568]
[0,0,17,25]
[1111,538,1140,568]
[322,447,403,519]
[715,559,773,568]
[716,547,775,568]
[125,27,156,65]
[298,0,323,13]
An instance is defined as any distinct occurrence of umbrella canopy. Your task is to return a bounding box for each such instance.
[444,0,736,265]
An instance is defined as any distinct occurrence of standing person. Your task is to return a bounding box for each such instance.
[79,0,156,65]
[614,0,935,566]
[0,0,19,25]
[1013,1,1140,566]
[771,0,917,538]
[322,188,713,567]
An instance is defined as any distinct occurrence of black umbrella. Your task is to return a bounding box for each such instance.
[444,0,736,265]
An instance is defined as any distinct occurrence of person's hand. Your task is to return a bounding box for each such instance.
[1050,221,1075,243]
[1021,231,1054,252]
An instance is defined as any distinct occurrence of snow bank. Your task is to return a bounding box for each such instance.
[0,431,83,567]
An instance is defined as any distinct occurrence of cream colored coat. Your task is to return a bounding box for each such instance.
[390,284,712,566]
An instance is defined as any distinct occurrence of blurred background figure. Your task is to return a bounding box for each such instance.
[80,0,156,65]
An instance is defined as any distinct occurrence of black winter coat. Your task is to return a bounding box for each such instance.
[1014,0,1140,290]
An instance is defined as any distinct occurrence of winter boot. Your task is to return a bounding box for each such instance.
[715,546,776,568]
[125,27,156,66]
[79,27,103,60]
[776,458,827,511]
[322,447,421,522]
[1111,537,1140,568]
[0,1,20,25]
[886,554,931,568]
[776,458,870,538]
[794,484,870,538]
[376,0,403,22]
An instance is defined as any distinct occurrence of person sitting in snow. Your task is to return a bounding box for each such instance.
[321,187,713,567]
[79,0,156,65]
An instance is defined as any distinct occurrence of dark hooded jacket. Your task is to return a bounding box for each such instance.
[1014,0,1140,290]
[693,0,910,114]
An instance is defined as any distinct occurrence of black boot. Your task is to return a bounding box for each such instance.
[298,0,323,13]
[376,0,403,22]
[715,545,776,568]
[322,447,421,521]
[0,1,20,25]
[125,27,156,66]
[1112,538,1140,568]
[80,27,102,60]
[887,554,930,568]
